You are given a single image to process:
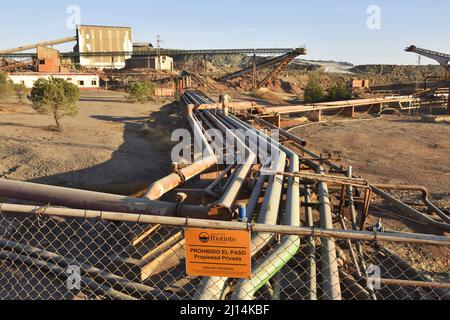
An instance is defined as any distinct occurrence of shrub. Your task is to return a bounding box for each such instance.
[126,81,156,103]
[304,76,325,103]
[0,73,12,99]
[326,83,352,101]
[13,83,27,103]
[29,77,80,131]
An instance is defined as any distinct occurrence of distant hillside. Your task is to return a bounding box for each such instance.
[295,59,354,74]
[350,64,444,82]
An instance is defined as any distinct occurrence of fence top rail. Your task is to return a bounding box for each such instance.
[0,203,449,246]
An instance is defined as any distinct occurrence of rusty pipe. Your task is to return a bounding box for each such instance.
[195,113,286,300]
[295,144,450,233]
[205,111,257,213]
[251,115,307,146]
[144,104,217,200]
[317,166,342,300]
[0,179,209,218]
[372,184,450,224]
[372,187,450,233]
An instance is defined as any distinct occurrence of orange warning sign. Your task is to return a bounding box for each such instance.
[185,228,251,279]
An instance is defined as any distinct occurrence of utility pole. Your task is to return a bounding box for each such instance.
[203,54,207,85]
[157,35,161,80]
[252,53,257,90]
[416,54,421,92]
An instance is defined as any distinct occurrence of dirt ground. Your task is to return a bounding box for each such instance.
[284,114,450,274]
[0,90,183,196]
[287,115,450,206]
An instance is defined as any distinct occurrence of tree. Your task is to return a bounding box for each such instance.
[29,77,80,131]
[126,81,156,103]
[304,76,325,103]
[0,73,12,99]
[13,83,27,103]
[326,83,352,102]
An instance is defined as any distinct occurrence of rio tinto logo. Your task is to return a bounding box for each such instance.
[199,232,210,243]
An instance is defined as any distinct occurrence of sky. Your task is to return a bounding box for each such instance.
[1,0,449,65]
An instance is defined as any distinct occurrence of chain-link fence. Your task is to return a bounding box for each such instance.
[0,211,448,300]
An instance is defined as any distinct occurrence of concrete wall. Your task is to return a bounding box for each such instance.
[75,25,133,69]
[8,74,100,89]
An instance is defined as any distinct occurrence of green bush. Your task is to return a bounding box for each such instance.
[29,77,80,131]
[326,83,352,101]
[13,83,27,103]
[0,73,12,99]
[304,76,325,103]
[126,81,156,103]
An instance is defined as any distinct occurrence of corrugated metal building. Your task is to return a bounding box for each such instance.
[75,25,133,69]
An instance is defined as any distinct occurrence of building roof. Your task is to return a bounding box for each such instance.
[77,25,132,30]
[8,72,99,76]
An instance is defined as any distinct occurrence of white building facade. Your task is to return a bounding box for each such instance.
[8,73,100,89]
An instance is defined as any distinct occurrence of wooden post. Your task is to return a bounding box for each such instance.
[447,85,450,115]
[260,114,281,127]
[341,106,355,118]
[308,110,322,122]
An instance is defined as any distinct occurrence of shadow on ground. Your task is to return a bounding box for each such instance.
[28,101,186,196]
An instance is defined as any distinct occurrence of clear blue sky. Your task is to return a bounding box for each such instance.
[1,0,449,65]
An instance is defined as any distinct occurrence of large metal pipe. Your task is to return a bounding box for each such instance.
[1,203,448,246]
[204,164,235,196]
[249,115,343,300]
[372,188,450,233]
[304,186,318,300]
[232,151,300,300]
[204,111,256,213]
[0,179,209,218]
[0,37,76,54]
[227,115,307,299]
[251,115,307,146]
[246,174,267,220]
[372,184,450,224]
[0,250,135,300]
[317,166,342,300]
[0,237,178,300]
[295,144,450,233]
[195,112,286,300]
[144,105,217,200]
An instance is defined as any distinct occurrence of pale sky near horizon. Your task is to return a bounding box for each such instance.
[1,0,449,65]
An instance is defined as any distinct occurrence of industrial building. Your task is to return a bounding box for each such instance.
[8,73,100,89]
[125,55,174,71]
[74,25,133,69]
[37,46,60,73]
